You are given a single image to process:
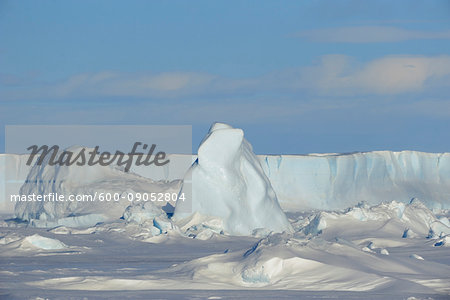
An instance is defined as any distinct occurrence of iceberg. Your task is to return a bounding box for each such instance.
[14,146,181,227]
[4,150,449,215]
[2,124,449,220]
[174,123,292,236]
[260,151,450,210]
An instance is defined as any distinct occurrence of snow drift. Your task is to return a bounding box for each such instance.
[158,200,450,291]
[174,123,292,236]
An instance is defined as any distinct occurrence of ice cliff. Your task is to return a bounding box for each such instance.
[260,151,450,211]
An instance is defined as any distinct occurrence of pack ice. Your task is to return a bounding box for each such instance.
[2,123,450,297]
[174,123,292,236]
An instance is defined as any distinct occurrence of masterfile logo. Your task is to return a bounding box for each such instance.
[2,125,193,214]
[26,142,170,172]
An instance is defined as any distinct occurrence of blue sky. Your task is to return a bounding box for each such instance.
[1,0,450,154]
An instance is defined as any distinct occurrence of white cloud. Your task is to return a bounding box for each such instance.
[297,26,450,43]
[296,55,450,95]
[355,56,450,94]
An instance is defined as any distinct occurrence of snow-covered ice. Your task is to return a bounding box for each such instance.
[260,151,450,211]
[14,146,181,228]
[0,123,449,299]
[3,150,450,215]
[2,198,448,298]
[174,123,292,236]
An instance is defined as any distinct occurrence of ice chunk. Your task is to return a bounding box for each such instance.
[23,234,68,250]
[123,203,165,224]
[410,254,424,260]
[174,123,292,236]
[429,221,450,238]
[299,200,446,239]
[433,236,449,247]
[402,228,418,238]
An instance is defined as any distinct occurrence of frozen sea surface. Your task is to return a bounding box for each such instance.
[1,205,449,299]
[1,124,449,299]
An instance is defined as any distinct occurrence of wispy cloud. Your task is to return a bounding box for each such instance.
[50,71,218,98]
[2,55,450,101]
[296,54,450,95]
[296,26,450,43]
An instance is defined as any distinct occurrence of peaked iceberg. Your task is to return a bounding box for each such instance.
[174,123,292,236]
